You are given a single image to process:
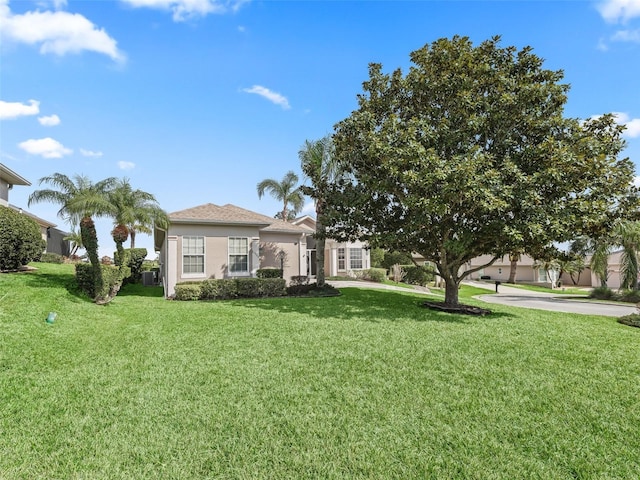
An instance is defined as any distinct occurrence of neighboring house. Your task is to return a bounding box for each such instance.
[291,216,371,277]
[154,204,372,298]
[1,163,30,207]
[1,163,70,256]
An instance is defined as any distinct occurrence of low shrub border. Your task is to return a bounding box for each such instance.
[175,277,286,301]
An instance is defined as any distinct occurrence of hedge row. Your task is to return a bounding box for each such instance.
[175,277,287,301]
[256,268,283,279]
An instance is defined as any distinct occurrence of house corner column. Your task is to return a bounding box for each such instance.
[330,246,338,277]
[299,234,307,276]
[250,237,260,277]
[167,235,178,297]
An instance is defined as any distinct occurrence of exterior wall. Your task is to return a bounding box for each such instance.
[325,239,371,277]
[171,224,260,285]
[46,228,71,256]
[0,178,9,206]
[259,232,305,282]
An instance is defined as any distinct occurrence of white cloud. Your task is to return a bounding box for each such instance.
[0,99,40,119]
[80,148,103,158]
[598,0,640,23]
[613,112,640,137]
[121,0,248,21]
[301,201,315,216]
[634,175,640,187]
[38,114,61,126]
[118,161,136,170]
[0,0,125,62]
[242,85,290,110]
[611,28,640,42]
[18,137,73,158]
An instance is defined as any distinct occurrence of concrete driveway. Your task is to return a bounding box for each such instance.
[467,280,636,317]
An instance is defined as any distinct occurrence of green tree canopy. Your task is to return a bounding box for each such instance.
[326,36,637,306]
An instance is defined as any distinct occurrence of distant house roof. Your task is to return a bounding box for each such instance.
[0,164,31,186]
[168,203,309,234]
[9,204,56,228]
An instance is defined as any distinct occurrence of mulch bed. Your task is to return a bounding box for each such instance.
[422,301,491,316]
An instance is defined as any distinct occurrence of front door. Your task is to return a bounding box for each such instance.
[307,250,317,277]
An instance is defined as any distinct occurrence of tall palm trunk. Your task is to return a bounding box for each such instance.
[315,205,326,287]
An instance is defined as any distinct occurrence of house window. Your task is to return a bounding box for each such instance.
[538,268,548,283]
[338,248,346,271]
[183,236,204,275]
[350,248,363,269]
[229,237,249,274]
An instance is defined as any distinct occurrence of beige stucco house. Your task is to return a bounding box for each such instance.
[291,215,371,277]
[154,204,372,298]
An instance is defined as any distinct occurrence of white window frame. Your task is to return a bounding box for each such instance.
[228,237,250,276]
[538,268,548,283]
[182,236,205,278]
[338,247,346,271]
[350,248,363,270]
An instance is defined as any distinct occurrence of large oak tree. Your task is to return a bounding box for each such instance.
[326,36,636,306]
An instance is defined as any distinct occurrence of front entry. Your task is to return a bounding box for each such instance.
[307,249,317,277]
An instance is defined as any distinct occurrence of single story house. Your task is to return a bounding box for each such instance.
[154,204,372,298]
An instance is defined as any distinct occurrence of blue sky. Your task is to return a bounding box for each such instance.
[1,0,639,258]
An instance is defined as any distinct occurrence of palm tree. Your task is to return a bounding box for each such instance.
[615,220,640,290]
[108,178,167,249]
[299,136,343,287]
[63,230,83,257]
[28,173,117,267]
[570,235,611,288]
[256,171,304,222]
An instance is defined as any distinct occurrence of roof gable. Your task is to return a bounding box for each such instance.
[169,203,308,233]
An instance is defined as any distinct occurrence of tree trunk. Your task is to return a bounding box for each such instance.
[444,278,460,305]
[130,230,136,249]
[508,258,518,283]
[316,210,326,287]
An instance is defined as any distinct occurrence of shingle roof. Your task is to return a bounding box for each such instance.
[169,203,308,233]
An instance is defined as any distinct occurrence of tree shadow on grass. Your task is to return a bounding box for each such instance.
[15,269,92,303]
[118,283,164,298]
[238,287,515,324]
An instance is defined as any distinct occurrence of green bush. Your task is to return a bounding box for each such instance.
[290,275,309,286]
[75,263,129,303]
[370,247,385,268]
[360,268,387,283]
[287,283,340,297]
[403,265,435,286]
[39,252,65,264]
[589,286,616,300]
[114,248,147,284]
[618,290,640,303]
[174,283,203,301]
[175,278,286,301]
[382,251,413,270]
[256,268,283,279]
[0,205,46,271]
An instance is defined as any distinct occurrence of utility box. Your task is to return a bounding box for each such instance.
[142,271,156,287]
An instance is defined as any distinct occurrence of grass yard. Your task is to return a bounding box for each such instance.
[1,263,639,479]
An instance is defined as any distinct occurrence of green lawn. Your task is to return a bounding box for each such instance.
[1,263,639,479]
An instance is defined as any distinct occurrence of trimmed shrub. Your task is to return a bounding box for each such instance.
[175,277,286,301]
[114,248,147,284]
[39,252,64,264]
[618,290,640,303]
[174,282,203,301]
[589,286,616,300]
[360,268,387,283]
[290,275,309,286]
[75,263,129,303]
[257,268,283,279]
[287,283,340,297]
[0,205,46,271]
[403,265,435,286]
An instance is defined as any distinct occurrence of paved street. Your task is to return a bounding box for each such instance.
[329,279,636,317]
[466,280,636,317]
